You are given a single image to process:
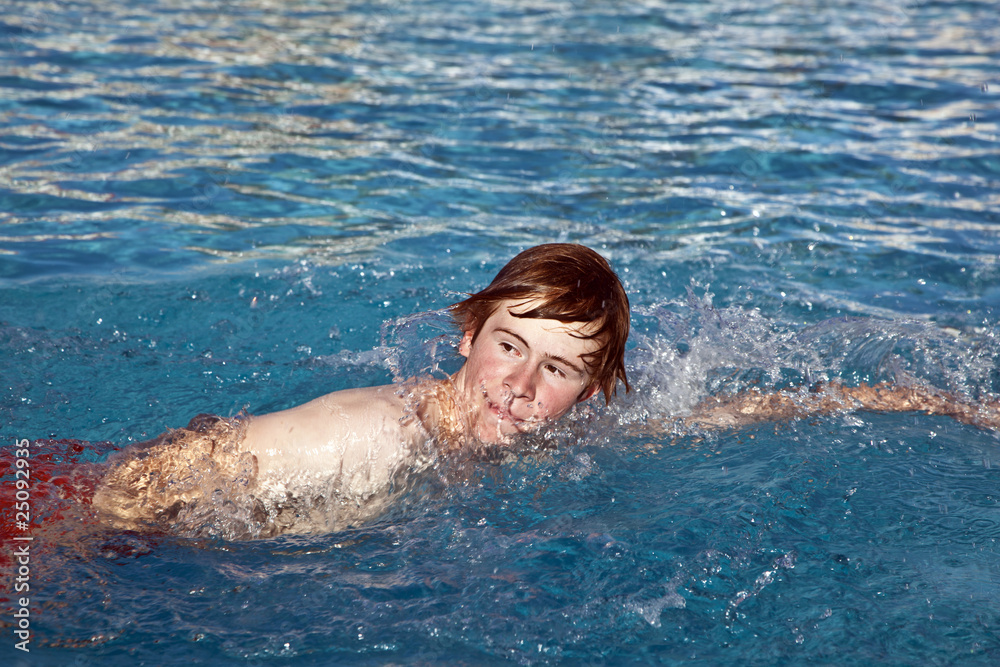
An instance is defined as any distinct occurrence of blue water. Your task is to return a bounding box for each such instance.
[2,0,999,664]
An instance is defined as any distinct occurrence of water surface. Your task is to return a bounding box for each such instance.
[1,0,999,664]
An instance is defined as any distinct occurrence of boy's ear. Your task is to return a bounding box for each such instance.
[577,384,600,404]
[458,329,474,357]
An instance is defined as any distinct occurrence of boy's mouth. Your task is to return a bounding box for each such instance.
[486,398,519,424]
[485,396,541,432]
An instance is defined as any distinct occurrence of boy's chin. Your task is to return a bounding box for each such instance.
[471,424,514,446]
[472,417,548,447]
[469,414,523,445]
[471,429,560,460]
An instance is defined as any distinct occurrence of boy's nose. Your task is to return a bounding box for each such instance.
[504,364,535,401]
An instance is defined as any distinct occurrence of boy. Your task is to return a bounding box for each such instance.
[93,243,996,538]
[93,243,631,537]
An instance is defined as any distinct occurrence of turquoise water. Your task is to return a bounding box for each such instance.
[2,0,999,664]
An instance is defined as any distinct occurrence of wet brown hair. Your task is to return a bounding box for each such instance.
[450,243,630,402]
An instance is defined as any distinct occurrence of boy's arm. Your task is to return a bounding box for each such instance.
[681,380,1000,431]
[242,384,424,479]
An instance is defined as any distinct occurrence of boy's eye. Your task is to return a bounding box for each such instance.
[544,363,567,378]
[499,341,518,354]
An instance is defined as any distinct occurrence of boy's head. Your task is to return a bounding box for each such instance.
[450,243,630,403]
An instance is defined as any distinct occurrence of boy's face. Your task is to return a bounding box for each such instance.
[452,299,601,444]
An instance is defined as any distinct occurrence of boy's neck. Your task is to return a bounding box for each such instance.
[412,378,469,453]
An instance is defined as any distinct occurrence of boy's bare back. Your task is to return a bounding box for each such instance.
[93,383,440,537]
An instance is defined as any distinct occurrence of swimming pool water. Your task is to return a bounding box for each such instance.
[2,0,999,664]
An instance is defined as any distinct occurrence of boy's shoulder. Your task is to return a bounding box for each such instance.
[242,383,427,477]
